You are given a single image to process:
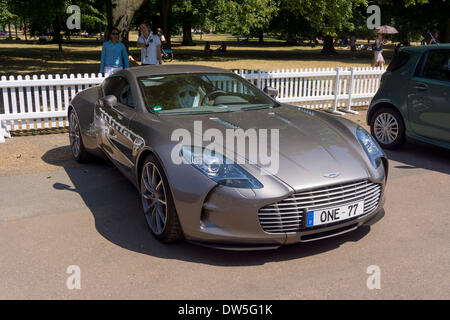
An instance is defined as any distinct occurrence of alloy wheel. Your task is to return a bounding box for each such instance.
[373,112,399,144]
[141,162,168,235]
[69,112,81,158]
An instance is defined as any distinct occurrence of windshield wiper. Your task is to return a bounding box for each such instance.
[240,104,273,111]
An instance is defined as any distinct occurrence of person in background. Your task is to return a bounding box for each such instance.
[350,33,357,59]
[204,41,213,52]
[137,23,161,65]
[100,27,129,76]
[157,28,166,45]
[429,31,440,45]
[217,41,227,52]
[372,33,385,68]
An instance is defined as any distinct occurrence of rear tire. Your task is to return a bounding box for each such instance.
[140,154,183,243]
[69,110,90,163]
[370,107,405,150]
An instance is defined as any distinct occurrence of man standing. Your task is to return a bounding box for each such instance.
[100,28,129,76]
[137,23,162,65]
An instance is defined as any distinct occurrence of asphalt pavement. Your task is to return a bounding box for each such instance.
[0,140,449,299]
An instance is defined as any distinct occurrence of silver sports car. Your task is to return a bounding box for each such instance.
[69,65,388,250]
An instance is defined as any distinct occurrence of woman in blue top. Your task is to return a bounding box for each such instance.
[372,33,385,68]
[100,28,130,76]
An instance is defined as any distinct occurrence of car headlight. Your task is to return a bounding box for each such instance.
[181,146,263,189]
[356,126,384,168]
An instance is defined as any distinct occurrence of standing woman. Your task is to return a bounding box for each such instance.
[100,28,130,76]
[372,33,385,68]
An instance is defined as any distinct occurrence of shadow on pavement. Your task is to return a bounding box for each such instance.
[385,141,450,175]
[42,146,372,266]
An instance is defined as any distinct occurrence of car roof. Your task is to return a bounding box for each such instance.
[123,64,232,78]
[402,44,450,53]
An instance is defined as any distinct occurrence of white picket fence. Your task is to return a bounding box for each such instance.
[0,67,385,143]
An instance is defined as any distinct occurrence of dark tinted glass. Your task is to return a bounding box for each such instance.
[387,51,410,72]
[422,50,450,81]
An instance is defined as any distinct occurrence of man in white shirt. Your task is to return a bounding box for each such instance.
[137,23,162,65]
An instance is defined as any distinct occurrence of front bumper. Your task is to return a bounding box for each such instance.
[182,178,386,251]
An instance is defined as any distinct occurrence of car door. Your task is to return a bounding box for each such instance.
[407,49,450,142]
[101,76,137,176]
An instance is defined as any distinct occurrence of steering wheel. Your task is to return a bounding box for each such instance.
[177,85,200,108]
[200,90,227,106]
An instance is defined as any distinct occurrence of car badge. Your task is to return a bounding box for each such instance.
[323,172,340,178]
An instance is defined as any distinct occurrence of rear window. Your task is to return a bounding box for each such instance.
[387,51,410,72]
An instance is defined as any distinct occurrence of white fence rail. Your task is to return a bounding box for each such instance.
[0,67,385,143]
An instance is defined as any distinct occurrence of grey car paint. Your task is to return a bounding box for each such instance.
[69,65,387,250]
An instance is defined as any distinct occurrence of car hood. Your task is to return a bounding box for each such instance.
[159,105,370,191]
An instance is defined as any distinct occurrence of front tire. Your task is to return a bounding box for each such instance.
[370,107,405,150]
[140,154,183,243]
[69,110,90,162]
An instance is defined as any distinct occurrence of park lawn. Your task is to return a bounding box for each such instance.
[0,33,393,76]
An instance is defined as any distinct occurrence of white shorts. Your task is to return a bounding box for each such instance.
[374,51,385,63]
[104,66,123,76]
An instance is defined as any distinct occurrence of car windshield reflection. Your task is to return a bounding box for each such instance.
[138,73,276,115]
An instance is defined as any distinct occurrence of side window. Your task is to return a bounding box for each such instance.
[103,77,136,108]
[420,50,450,82]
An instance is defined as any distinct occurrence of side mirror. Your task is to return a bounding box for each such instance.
[263,86,278,98]
[100,95,117,109]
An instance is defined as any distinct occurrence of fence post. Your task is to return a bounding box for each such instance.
[0,121,4,143]
[325,67,345,115]
[257,69,262,89]
[341,67,358,114]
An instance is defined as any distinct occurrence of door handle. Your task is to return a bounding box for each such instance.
[414,83,428,91]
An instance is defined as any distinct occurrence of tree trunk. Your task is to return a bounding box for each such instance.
[160,0,172,46]
[182,19,193,45]
[8,24,12,38]
[14,22,18,39]
[320,35,337,55]
[440,17,450,43]
[258,29,264,44]
[107,0,147,51]
[52,21,63,52]
[285,29,296,45]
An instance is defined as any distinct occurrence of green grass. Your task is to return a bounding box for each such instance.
[0,32,395,76]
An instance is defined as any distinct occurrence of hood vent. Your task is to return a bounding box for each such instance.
[268,112,291,124]
[209,117,240,129]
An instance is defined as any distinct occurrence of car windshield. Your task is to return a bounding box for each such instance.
[138,73,276,115]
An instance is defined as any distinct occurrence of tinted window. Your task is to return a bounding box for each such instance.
[387,51,410,72]
[103,77,135,108]
[421,50,450,82]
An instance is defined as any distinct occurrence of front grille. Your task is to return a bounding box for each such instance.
[258,180,382,234]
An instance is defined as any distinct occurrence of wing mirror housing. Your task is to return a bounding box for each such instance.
[263,86,278,98]
[100,95,117,109]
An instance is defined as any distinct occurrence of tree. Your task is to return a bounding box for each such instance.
[0,0,18,39]
[294,0,367,55]
[106,0,148,49]
[214,0,278,37]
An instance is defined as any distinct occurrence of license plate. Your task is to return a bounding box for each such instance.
[306,200,364,227]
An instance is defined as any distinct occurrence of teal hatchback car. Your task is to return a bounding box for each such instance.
[367,45,450,150]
